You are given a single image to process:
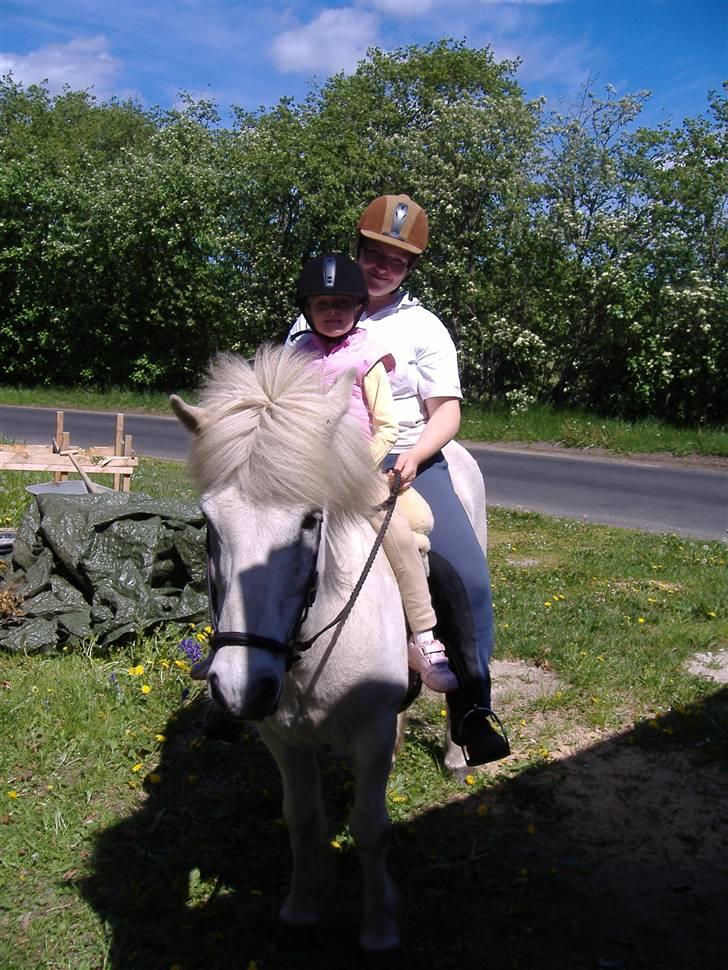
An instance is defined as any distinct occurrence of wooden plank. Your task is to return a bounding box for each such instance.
[0,443,128,458]
[0,458,137,474]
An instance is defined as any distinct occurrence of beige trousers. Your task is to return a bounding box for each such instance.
[367,480,437,634]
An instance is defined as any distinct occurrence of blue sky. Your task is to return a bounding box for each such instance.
[1,0,725,129]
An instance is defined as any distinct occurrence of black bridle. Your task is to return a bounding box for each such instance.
[206,473,401,668]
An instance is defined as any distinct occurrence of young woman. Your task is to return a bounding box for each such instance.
[289,195,509,766]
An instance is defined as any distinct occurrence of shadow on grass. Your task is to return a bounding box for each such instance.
[81,687,728,970]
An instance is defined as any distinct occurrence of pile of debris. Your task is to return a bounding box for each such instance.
[0,493,208,653]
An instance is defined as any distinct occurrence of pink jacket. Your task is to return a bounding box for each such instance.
[293,329,395,438]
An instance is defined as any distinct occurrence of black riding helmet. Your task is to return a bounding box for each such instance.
[296,253,368,338]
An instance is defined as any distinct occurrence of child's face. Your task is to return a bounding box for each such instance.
[308,295,361,340]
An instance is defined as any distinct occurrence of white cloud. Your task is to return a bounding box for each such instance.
[270,7,380,75]
[368,0,435,17]
[0,35,122,96]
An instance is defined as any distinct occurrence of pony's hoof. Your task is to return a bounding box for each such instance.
[359,942,405,968]
[275,917,320,952]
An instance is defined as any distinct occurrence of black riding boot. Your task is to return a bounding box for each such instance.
[427,551,510,767]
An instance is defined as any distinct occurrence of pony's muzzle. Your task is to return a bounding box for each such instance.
[208,669,282,721]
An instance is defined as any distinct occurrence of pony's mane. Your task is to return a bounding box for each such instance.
[189,345,382,515]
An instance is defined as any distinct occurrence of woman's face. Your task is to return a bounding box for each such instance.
[358,240,412,299]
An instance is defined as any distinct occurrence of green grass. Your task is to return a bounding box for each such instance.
[2,383,727,456]
[0,385,187,414]
[460,402,728,457]
[1,463,727,968]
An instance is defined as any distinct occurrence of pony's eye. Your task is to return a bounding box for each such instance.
[301,511,322,532]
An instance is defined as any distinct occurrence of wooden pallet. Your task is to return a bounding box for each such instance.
[0,411,137,492]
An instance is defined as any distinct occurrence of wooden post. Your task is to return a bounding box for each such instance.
[123,433,133,492]
[113,414,124,491]
[54,412,65,483]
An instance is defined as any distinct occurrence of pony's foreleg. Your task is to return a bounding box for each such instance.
[350,724,400,953]
[265,737,327,928]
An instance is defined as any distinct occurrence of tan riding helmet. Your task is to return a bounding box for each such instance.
[357,194,429,255]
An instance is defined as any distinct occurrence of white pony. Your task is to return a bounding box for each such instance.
[171,345,488,951]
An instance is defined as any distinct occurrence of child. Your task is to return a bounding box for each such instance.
[292,253,457,693]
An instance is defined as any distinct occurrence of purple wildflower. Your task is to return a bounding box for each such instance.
[179,638,203,664]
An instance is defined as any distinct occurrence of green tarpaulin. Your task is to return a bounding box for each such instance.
[0,493,208,653]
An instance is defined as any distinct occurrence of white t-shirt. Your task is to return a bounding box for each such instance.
[287,292,462,452]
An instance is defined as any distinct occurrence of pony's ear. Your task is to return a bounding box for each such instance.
[170,394,205,434]
[325,369,357,424]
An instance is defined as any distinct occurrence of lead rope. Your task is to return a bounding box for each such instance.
[294,470,402,655]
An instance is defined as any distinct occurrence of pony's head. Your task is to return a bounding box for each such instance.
[171,344,382,720]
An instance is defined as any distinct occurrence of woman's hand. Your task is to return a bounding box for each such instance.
[392,451,420,489]
[389,398,461,489]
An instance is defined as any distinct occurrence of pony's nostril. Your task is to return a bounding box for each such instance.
[208,672,225,709]
[257,676,279,712]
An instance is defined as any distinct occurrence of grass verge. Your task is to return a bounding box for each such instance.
[2,384,726,456]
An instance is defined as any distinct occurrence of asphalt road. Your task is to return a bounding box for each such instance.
[1,404,726,542]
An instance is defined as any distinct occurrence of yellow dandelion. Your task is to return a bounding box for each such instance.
[440,708,447,717]
[707,611,717,618]
[544,601,552,607]
[330,839,342,850]
[174,659,191,672]
[638,617,646,624]
[464,774,476,786]
[128,664,144,676]
[7,790,19,799]
[596,655,605,662]
[141,684,152,695]
[131,763,143,773]
[155,734,167,743]
[160,659,170,669]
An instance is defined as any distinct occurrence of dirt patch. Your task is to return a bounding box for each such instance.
[687,648,728,685]
[430,660,728,969]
